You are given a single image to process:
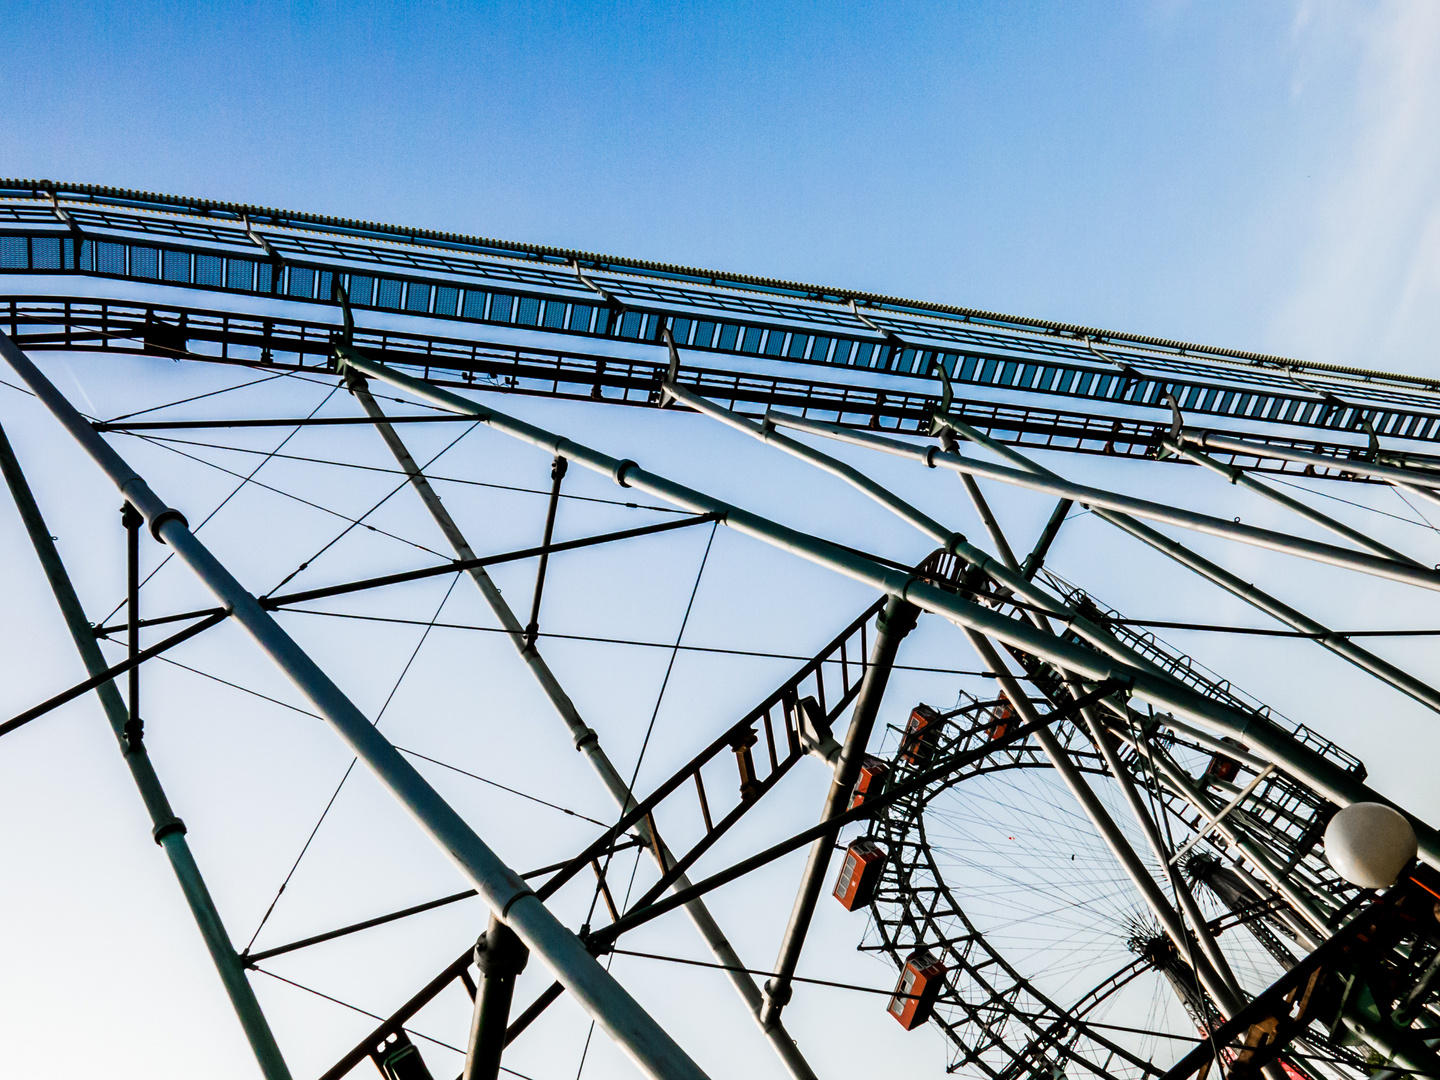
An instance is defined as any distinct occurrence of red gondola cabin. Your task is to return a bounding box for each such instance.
[987,695,1014,741]
[901,704,942,764]
[833,838,886,910]
[888,950,945,1030]
[849,755,891,810]
[1205,736,1245,784]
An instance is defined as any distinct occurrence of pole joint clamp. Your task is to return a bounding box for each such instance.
[148,507,189,543]
[152,817,187,844]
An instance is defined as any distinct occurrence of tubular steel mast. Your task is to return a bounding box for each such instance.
[5,180,1440,1080]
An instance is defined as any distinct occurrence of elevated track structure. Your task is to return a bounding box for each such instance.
[4,180,1440,1080]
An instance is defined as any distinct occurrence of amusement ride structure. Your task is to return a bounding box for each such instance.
[3,180,1440,1080]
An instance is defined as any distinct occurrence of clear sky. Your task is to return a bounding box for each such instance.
[2,3,1440,1079]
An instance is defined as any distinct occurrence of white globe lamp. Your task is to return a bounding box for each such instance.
[1324,802,1417,889]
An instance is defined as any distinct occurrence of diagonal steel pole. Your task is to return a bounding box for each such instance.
[0,333,709,1080]
[663,380,1187,693]
[764,413,1440,592]
[335,348,1440,869]
[337,362,820,1080]
[771,411,1440,719]
[1165,437,1421,565]
[0,420,293,1080]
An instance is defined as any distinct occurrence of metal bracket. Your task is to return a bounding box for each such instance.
[1158,391,1185,460]
[242,214,279,261]
[928,355,956,435]
[572,259,619,308]
[659,327,681,407]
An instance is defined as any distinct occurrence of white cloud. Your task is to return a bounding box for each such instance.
[1269,1,1440,373]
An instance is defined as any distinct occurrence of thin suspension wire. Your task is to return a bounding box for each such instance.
[243,573,462,952]
[103,370,290,423]
[98,384,341,625]
[1391,484,1440,535]
[275,607,1011,675]
[131,431,451,560]
[578,521,719,1080]
[151,653,612,825]
[625,520,720,793]
[251,967,539,1080]
[261,422,480,597]
[1265,473,1437,531]
[125,431,691,514]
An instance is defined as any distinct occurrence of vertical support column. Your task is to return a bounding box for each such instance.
[123,502,143,749]
[0,421,294,1080]
[760,595,919,1028]
[464,916,530,1080]
[524,456,567,650]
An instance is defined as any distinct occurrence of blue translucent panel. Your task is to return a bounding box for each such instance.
[787,334,809,359]
[131,246,159,278]
[0,237,26,268]
[227,258,254,290]
[195,254,224,286]
[287,267,314,298]
[830,339,853,365]
[78,240,93,270]
[1053,367,1072,392]
[376,278,403,309]
[717,323,739,351]
[668,317,691,344]
[810,336,831,362]
[568,303,592,331]
[162,249,191,281]
[1036,365,1055,390]
[693,321,716,347]
[317,271,333,302]
[594,307,612,334]
[543,300,566,328]
[406,282,432,312]
[97,242,127,274]
[853,342,874,368]
[347,274,375,305]
[619,310,643,338]
[740,326,763,354]
[763,331,786,356]
[490,293,514,322]
[434,285,458,316]
[516,296,540,325]
[63,237,75,268]
[257,262,273,291]
[462,289,487,318]
[876,345,893,370]
[31,236,61,269]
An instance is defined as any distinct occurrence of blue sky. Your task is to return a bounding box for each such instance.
[6,1,1435,366]
[3,3,1440,1079]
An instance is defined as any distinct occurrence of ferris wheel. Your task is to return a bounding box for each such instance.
[3,179,1440,1080]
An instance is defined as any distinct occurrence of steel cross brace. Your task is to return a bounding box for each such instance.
[0,331,709,1080]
